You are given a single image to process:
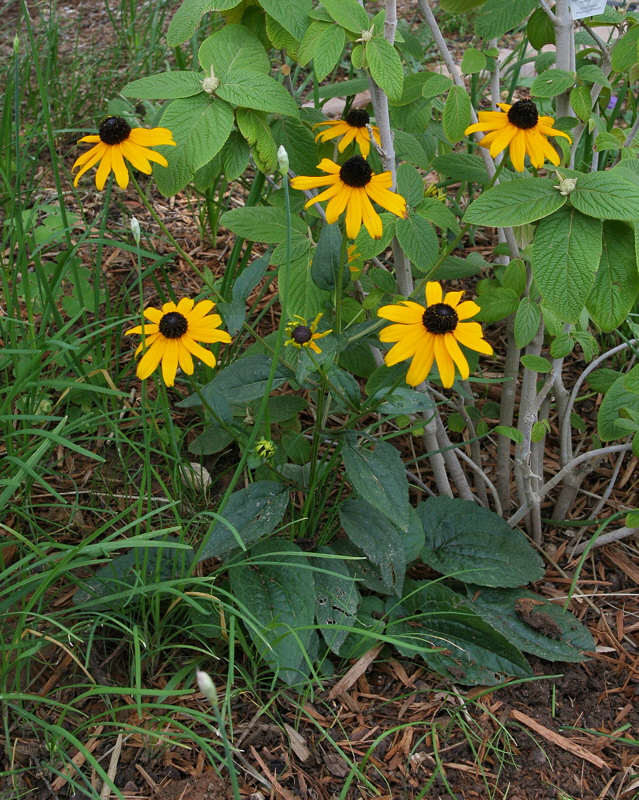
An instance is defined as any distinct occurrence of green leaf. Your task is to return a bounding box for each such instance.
[394,214,439,274]
[198,481,289,560]
[577,63,612,88]
[387,580,533,686]
[366,36,404,103]
[394,130,431,169]
[270,232,312,266]
[570,85,592,122]
[532,206,602,323]
[476,0,539,40]
[432,152,490,184]
[520,354,552,373]
[443,85,472,144]
[494,425,524,444]
[514,297,541,349]
[587,368,621,394]
[230,539,315,684]
[167,0,242,47]
[236,108,278,174]
[611,24,639,72]
[441,0,486,10]
[597,374,639,441]
[121,71,204,100]
[550,331,574,358]
[466,586,595,662]
[311,223,347,291]
[260,0,311,40]
[286,250,331,320]
[396,163,424,208]
[313,547,361,655]
[220,130,250,181]
[464,179,566,227]
[624,364,639,393]
[313,24,345,82]
[527,7,555,50]
[320,0,369,32]
[421,72,454,99]
[339,498,407,597]
[461,47,487,74]
[392,71,444,106]
[587,220,639,332]
[595,131,623,152]
[570,170,639,221]
[531,68,576,98]
[270,117,318,177]
[155,95,234,196]
[221,206,306,243]
[416,199,461,235]
[343,438,410,531]
[266,14,300,53]
[217,69,299,116]
[475,287,519,322]
[198,24,270,77]
[298,20,331,66]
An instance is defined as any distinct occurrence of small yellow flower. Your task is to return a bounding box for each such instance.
[290,156,406,240]
[464,98,571,172]
[284,314,331,355]
[72,116,176,190]
[254,439,277,460]
[125,298,231,387]
[313,109,381,158]
[378,282,493,388]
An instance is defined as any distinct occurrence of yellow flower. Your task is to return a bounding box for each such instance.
[72,116,176,190]
[284,313,331,355]
[290,156,407,240]
[378,281,493,388]
[125,298,231,387]
[464,99,571,172]
[313,109,381,158]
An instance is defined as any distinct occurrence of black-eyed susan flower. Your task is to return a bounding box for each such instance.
[284,313,331,355]
[464,99,571,172]
[125,298,231,387]
[377,281,493,389]
[313,109,381,158]
[73,116,176,190]
[290,156,407,240]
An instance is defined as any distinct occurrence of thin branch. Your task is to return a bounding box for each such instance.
[570,525,639,556]
[539,0,557,21]
[455,447,503,515]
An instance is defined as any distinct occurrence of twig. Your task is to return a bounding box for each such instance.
[455,447,503,515]
[570,525,639,556]
[435,411,475,501]
[496,316,520,512]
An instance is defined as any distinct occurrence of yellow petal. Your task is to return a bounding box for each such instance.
[425,281,442,306]
[455,300,480,321]
[377,301,425,324]
[345,186,363,239]
[95,147,113,190]
[337,126,357,152]
[443,290,464,309]
[73,142,104,169]
[509,130,527,172]
[119,140,152,174]
[295,175,337,193]
[313,182,345,209]
[316,158,341,173]
[537,123,572,142]
[525,129,545,168]
[488,123,517,158]
[134,332,162,355]
[434,335,455,388]
[161,339,179,386]
[136,338,166,380]
[188,300,215,322]
[360,191,383,239]
[128,127,176,146]
[365,184,406,219]
[355,128,370,157]
[177,297,195,315]
[144,307,163,323]
[72,144,107,186]
[325,185,351,223]
[162,301,177,313]
[177,340,194,375]
[77,134,101,143]
[454,324,493,355]
[381,325,427,362]
[183,337,217,368]
[110,145,130,189]
[444,332,470,380]
[405,334,435,387]
[125,323,159,336]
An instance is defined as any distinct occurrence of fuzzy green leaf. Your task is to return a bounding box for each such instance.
[221,206,306,243]
[260,0,311,40]
[394,214,439,273]
[587,221,639,332]
[475,0,539,40]
[443,84,472,143]
[198,24,270,77]
[122,71,204,100]
[167,0,242,47]
[217,69,299,116]
[570,170,639,221]
[531,68,576,98]
[366,35,404,102]
[320,0,369,32]
[514,297,541,349]
[464,179,566,227]
[313,24,345,81]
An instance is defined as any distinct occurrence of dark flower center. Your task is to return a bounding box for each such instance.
[345,108,370,128]
[159,311,188,338]
[423,303,458,334]
[507,99,539,130]
[340,155,373,188]
[99,116,132,145]
[291,325,312,344]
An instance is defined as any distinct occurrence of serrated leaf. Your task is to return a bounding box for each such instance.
[611,24,639,72]
[443,85,471,143]
[577,63,612,88]
[514,298,541,349]
[217,69,299,116]
[521,354,552,373]
[313,24,345,81]
[167,0,242,47]
[197,481,289,560]
[550,331,574,358]
[313,547,361,655]
[587,220,639,332]
[298,20,331,66]
[343,438,410,531]
[311,223,347,291]
[531,68,576,98]
[494,425,524,444]
[432,152,490,184]
[320,0,369,31]
[475,287,519,323]
[570,170,639,221]
[418,496,545,587]
[260,0,311,40]
[270,117,319,178]
[527,7,555,50]
[220,130,250,181]
[396,163,424,208]
[286,250,331,320]
[366,36,404,102]
[461,47,487,74]
[122,71,204,100]
[464,179,566,227]
[236,108,278,174]
[394,214,439,273]
[598,374,639,441]
[416,199,461,234]
[475,0,539,39]
[221,206,306,243]
[570,85,592,122]
[532,206,602,323]
[198,24,270,77]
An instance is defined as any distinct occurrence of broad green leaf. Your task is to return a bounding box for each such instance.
[441,0,486,10]
[576,63,612,88]
[461,48,487,74]
[270,232,312,266]
[531,206,602,323]
[386,580,533,685]
[466,586,595,662]
[475,287,519,322]
[443,85,471,143]
[494,425,524,444]
[197,481,289,560]
[320,0,369,32]
[260,0,311,40]
[217,69,299,116]
[221,206,306,243]
[421,73,454,99]
[379,387,436,416]
[416,198,461,234]
[611,24,639,72]
[520,354,552,373]
[418,496,544,587]
[432,152,490,184]
[595,131,623,152]
[514,297,541,349]
[122,71,204,100]
[394,130,431,169]
[316,76,370,99]
[167,0,242,46]
[527,7,555,50]
[343,438,410,531]
[392,72,442,106]
[313,546,361,655]
[475,0,539,40]
[397,163,425,208]
[313,24,345,82]
[587,220,639,332]
[311,223,347,291]
[298,20,330,66]
[394,214,439,273]
[339,497,407,597]
[198,24,270,77]
[236,108,278,174]
[570,170,639,221]
[270,117,319,177]
[570,85,592,122]
[266,14,300,53]
[366,36,404,103]
[464,179,566,227]
[220,130,250,181]
[230,539,315,684]
[625,364,639,394]
[286,250,331,320]
[353,212,396,260]
[531,68,576,98]
[597,374,639,441]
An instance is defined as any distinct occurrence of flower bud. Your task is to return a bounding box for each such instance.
[196,669,218,705]
[13,35,19,53]
[277,145,289,174]
[130,216,141,245]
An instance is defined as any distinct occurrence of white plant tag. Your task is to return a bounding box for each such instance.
[569,0,607,20]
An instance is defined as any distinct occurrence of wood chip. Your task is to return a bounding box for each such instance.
[283,723,311,763]
[327,645,382,700]
[51,726,104,791]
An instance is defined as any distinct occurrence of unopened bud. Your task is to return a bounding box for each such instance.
[196,669,218,705]
[13,34,19,53]
[130,216,141,245]
[201,68,220,95]
[554,173,577,196]
[277,145,289,174]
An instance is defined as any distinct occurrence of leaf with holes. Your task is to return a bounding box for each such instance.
[313,546,361,654]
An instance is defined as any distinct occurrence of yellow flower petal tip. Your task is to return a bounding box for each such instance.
[313,109,381,158]
[377,281,492,389]
[464,98,572,173]
[290,155,406,241]
[72,116,176,190]
[125,298,231,387]
[284,313,331,355]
